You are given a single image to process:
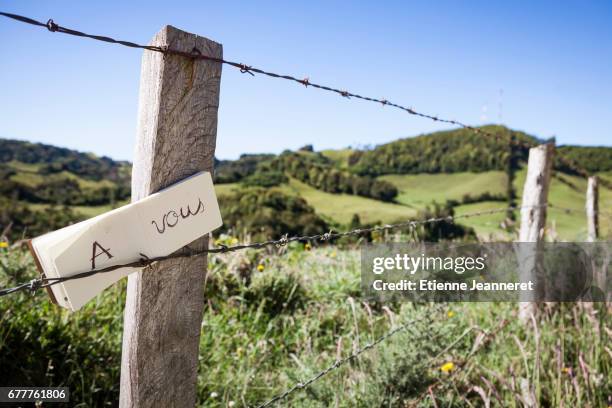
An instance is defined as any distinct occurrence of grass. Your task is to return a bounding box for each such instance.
[18,162,611,241]
[60,171,116,190]
[211,168,612,240]
[9,169,116,190]
[9,170,45,187]
[214,178,415,226]
[378,171,507,208]
[514,168,612,240]
[285,178,416,225]
[5,160,42,173]
[214,183,241,197]
[378,168,612,240]
[27,201,129,219]
[320,148,355,169]
[452,201,513,240]
[1,242,609,407]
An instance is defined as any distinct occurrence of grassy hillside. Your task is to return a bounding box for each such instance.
[349,125,535,176]
[320,148,354,169]
[452,169,612,240]
[2,131,611,242]
[378,171,507,208]
[285,178,416,225]
[0,139,131,209]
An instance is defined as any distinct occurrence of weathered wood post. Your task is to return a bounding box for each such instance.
[517,143,554,322]
[120,26,222,407]
[586,176,599,242]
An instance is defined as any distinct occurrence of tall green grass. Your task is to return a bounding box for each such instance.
[1,242,609,407]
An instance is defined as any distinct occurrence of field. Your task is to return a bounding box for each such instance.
[1,243,609,407]
[209,168,611,241]
[284,178,416,225]
[17,165,611,242]
[378,171,507,208]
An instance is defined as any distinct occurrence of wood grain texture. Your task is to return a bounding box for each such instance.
[517,143,554,322]
[120,25,222,408]
[519,144,554,243]
[586,176,599,242]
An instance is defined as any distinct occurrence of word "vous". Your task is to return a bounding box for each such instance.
[151,198,205,234]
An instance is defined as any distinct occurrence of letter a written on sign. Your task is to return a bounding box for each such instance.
[28,172,222,311]
[91,241,113,269]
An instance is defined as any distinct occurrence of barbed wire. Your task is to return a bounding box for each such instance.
[409,318,509,407]
[0,11,601,180]
[256,304,446,407]
[258,306,508,407]
[549,203,611,216]
[0,204,540,298]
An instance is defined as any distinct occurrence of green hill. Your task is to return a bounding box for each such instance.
[0,138,131,206]
[1,126,611,241]
[348,125,536,176]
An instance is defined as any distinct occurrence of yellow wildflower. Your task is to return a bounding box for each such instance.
[0,242,8,248]
[330,251,337,258]
[440,362,455,373]
[257,264,265,272]
[447,311,455,318]
[562,367,571,374]
[304,242,311,251]
[230,237,239,245]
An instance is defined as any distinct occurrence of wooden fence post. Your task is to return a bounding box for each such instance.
[119,26,222,407]
[517,143,554,322]
[586,176,599,242]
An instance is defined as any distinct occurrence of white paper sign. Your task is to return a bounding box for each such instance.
[29,171,222,311]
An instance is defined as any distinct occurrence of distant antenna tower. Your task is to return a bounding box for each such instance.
[480,104,488,123]
[498,88,504,123]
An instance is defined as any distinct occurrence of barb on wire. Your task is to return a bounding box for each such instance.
[0,11,597,180]
[0,205,537,298]
[256,304,447,408]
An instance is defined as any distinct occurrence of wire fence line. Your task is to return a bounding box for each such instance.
[0,11,497,130]
[0,11,602,181]
[410,318,509,407]
[548,203,612,219]
[259,306,507,407]
[0,204,548,298]
[256,304,447,408]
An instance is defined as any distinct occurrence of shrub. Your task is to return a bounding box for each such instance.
[218,188,328,241]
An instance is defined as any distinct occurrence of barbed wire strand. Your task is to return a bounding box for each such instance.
[548,203,612,219]
[259,307,507,407]
[409,318,509,407]
[256,304,447,408]
[0,204,544,298]
[0,11,600,180]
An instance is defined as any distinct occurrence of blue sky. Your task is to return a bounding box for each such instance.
[1,1,610,160]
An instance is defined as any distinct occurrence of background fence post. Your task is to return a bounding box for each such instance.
[119,26,222,407]
[517,143,554,322]
[586,176,599,242]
